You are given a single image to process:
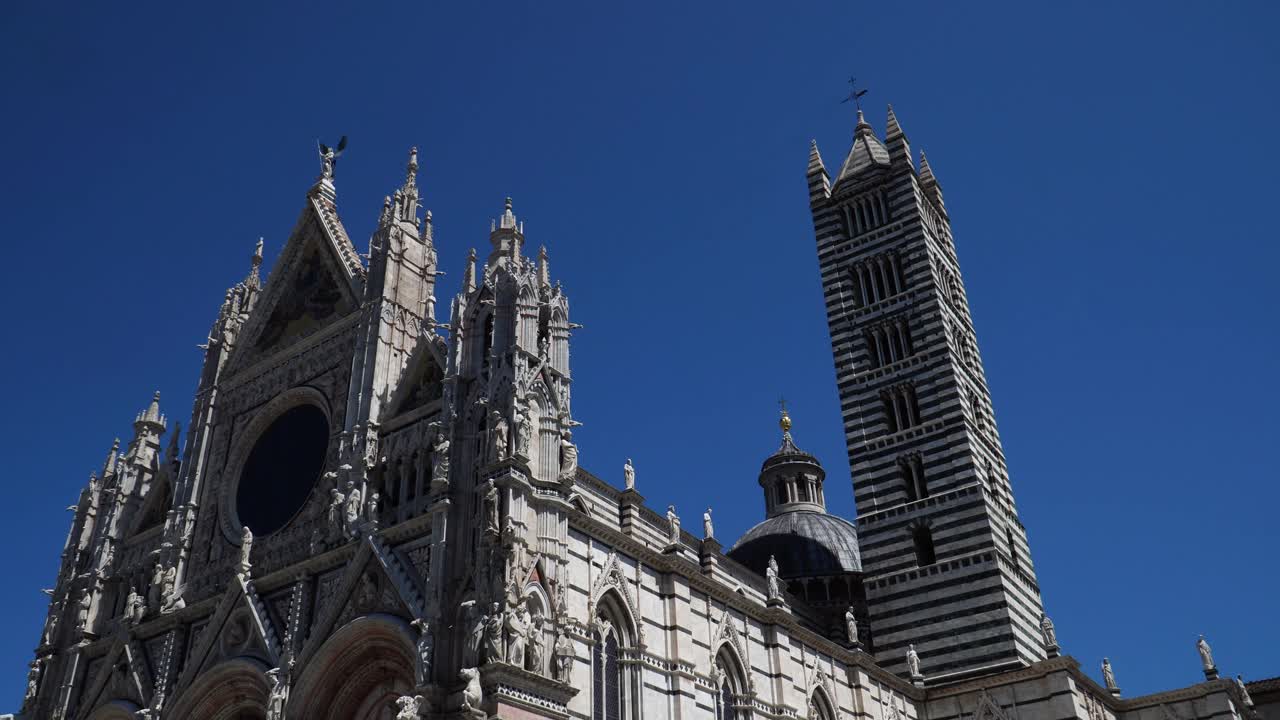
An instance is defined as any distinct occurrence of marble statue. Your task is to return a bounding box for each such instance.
[149,561,164,608]
[343,481,362,534]
[845,606,858,645]
[24,662,40,703]
[125,587,145,625]
[238,526,253,576]
[460,667,484,718]
[160,566,183,612]
[1236,676,1254,708]
[1040,613,1057,648]
[667,505,681,545]
[489,410,509,461]
[907,644,921,678]
[623,457,635,490]
[483,602,504,664]
[265,667,289,720]
[553,627,574,683]
[766,555,781,600]
[484,480,500,533]
[76,591,91,630]
[505,602,529,666]
[327,488,345,538]
[395,694,425,720]
[366,491,380,527]
[1197,635,1216,674]
[410,619,433,686]
[465,603,483,668]
[515,403,532,458]
[559,431,578,484]
[1102,658,1117,691]
[703,507,714,539]
[528,613,546,674]
[431,433,450,486]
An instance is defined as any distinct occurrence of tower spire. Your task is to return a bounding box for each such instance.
[487,197,525,269]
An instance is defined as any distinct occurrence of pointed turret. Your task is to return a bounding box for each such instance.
[537,246,551,293]
[807,139,831,207]
[246,238,264,291]
[463,248,477,294]
[918,151,945,210]
[885,104,912,167]
[487,197,525,269]
[100,439,120,480]
[834,110,891,188]
[133,391,167,436]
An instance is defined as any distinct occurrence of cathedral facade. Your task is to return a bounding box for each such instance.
[13,110,1268,720]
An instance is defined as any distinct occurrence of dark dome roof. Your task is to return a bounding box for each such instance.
[727,511,862,577]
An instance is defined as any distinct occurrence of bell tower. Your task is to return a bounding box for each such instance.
[808,106,1045,682]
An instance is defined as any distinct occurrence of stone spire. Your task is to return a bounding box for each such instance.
[395,146,420,224]
[245,238,264,291]
[133,391,167,436]
[463,248,477,293]
[807,139,831,207]
[918,151,944,210]
[100,439,120,480]
[537,246,551,292]
[487,198,525,269]
[885,104,912,166]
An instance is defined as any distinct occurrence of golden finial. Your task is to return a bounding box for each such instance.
[778,397,792,432]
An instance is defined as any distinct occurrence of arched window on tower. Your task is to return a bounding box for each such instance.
[910,521,937,567]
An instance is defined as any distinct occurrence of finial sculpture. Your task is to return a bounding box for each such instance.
[1197,635,1217,679]
[623,457,635,491]
[1102,658,1120,696]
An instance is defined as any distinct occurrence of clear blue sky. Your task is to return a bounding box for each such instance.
[1,1,1276,707]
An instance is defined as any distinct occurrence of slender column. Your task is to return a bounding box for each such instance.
[890,252,904,293]
[858,265,872,306]
[877,257,891,301]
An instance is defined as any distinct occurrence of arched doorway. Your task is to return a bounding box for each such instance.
[165,657,269,720]
[290,614,416,720]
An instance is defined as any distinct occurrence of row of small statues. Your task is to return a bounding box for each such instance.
[663,502,717,546]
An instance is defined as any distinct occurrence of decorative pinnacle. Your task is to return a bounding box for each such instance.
[252,238,264,267]
[778,397,792,433]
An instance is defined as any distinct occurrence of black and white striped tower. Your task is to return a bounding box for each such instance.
[808,106,1045,682]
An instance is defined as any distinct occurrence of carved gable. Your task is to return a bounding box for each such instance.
[224,207,362,375]
[173,577,281,696]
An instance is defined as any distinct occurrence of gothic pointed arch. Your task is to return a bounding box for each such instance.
[128,474,173,538]
[385,333,447,418]
[974,690,1011,720]
[296,538,420,679]
[709,608,755,696]
[174,576,281,698]
[712,639,751,720]
[587,552,643,647]
[289,614,415,720]
[809,685,837,720]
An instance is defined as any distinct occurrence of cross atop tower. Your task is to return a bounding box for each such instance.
[841,77,868,112]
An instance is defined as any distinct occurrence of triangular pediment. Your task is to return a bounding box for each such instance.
[387,335,447,418]
[75,639,149,720]
[296,537,422,678]
[224,200,364,375]
[173,576,281,696]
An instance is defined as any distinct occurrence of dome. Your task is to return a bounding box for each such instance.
[728,511,862,577]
